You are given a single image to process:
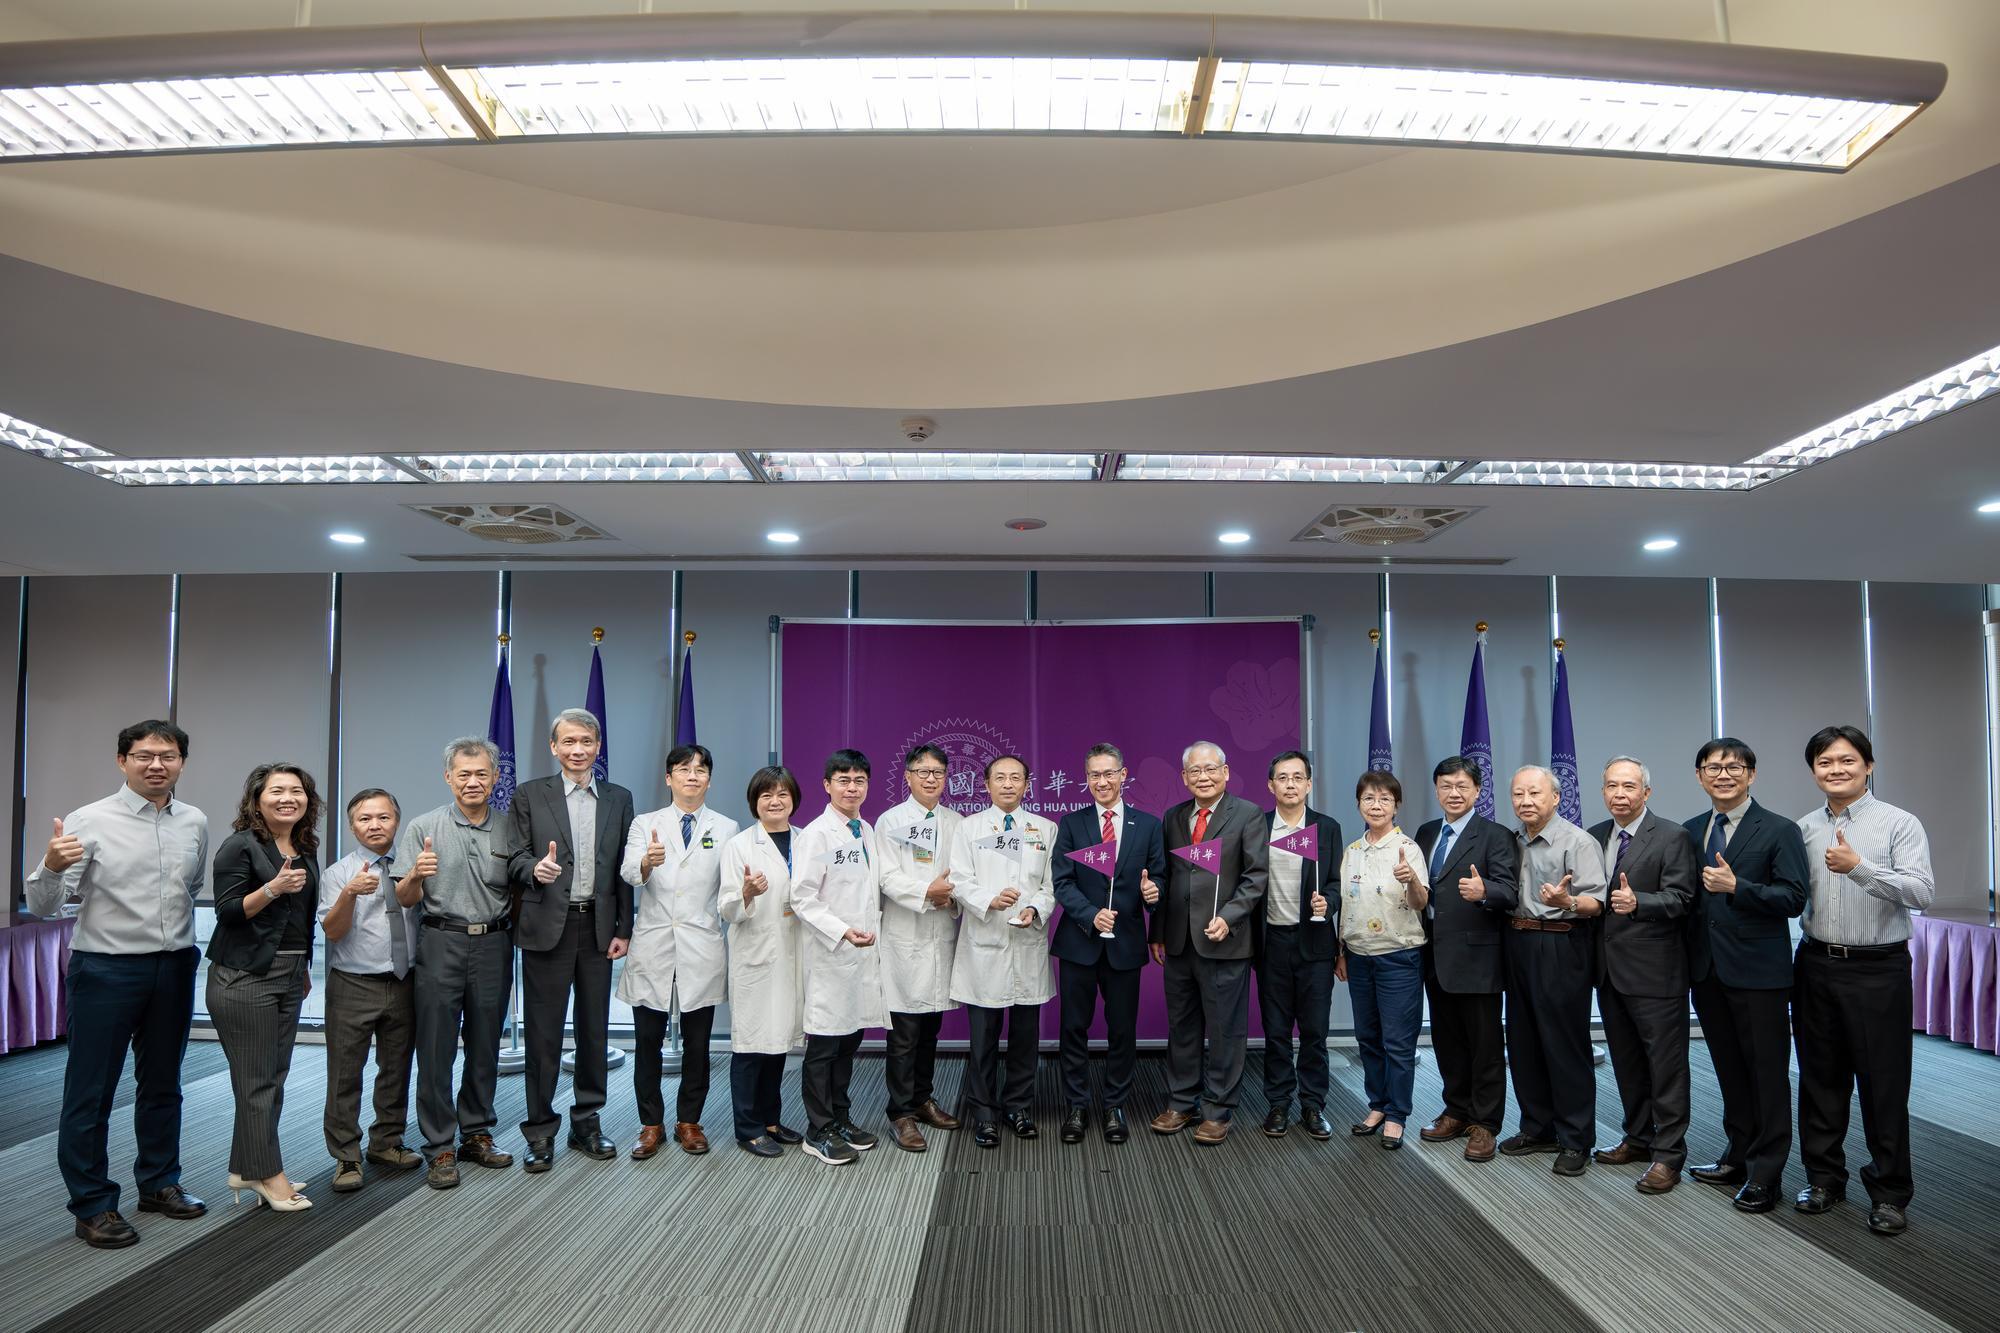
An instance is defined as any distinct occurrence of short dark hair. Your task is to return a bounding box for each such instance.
[1695,737,1757,771]
[1356,770,1403,804]
[1805,725,1873,768]
[747,765,802,810]
[345,787,401,817]
[118,720,188,759]
[666,744,713,775]
[983,753,1028,780]
[1268,750,1312,780]
[904,744,948,770]
[824,749,871,780]
[1433,755,1481,787]
[1085,743,1124,768]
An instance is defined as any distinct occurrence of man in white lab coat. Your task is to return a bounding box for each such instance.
[949,755,1057,1149]
[875,744,964,1152]
[619,744,737,1160]
[789,749,889,1166]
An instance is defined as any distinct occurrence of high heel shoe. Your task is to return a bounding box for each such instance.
[232,1178,312,1211]
[228,1173,309,1192]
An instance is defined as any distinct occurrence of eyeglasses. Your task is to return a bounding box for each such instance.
[1086,768,1125,781]
[125,750,181,765]
[1699,763,1749,777]
[1183,765,1224,778]
[906,767,948,780]
[669,765,710,777]
[828,776,868,789]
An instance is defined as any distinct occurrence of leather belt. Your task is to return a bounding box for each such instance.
[1509,917,1574,933]
[1803,936,1905,959]
[566,900,596,914]
[423,915,511,936]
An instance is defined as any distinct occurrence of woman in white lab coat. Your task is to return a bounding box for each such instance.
[718,766,807,1157]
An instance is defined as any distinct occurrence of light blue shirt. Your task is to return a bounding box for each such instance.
[25,785,208,954]
[319,847,418,975]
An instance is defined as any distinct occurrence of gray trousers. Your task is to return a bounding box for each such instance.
[322,967,417,1163]
[414,928,513,1154]
[206,955,308,1179]
[1162,948,1252,1121]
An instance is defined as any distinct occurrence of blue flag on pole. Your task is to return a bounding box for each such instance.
[1459,626,1495,819]
[675,640,697,746]
[585,643,609,783]
[488,644,517,813]
[1551,644,1581,825]
[1368,633,1393,772]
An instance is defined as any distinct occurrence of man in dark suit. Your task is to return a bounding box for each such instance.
[1051,743,1166,1145]
[1148,741,1269,1145]
[1414,756,1519,1163]
[1589,756,1699,1195]
[1253,751,1343,1140]
[506,708,636,1173]
[1681,737,1809,1214]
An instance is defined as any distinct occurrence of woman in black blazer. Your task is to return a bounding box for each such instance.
[206,763,323,1212]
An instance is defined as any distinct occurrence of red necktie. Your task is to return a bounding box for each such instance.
[1191,807,1210,846]
[1102,809,1115,843]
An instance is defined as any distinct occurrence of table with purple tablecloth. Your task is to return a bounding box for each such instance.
[1910,912,2000,1054]
[1,916,75,1055]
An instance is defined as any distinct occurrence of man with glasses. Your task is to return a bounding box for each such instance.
[27,721,209,1248]
[1051,744,1165,1144]
[1254,751,1343,1140]
[1681,738,1808,1215]
[874,744,965,1151]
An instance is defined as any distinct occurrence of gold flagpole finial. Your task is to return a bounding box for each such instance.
[1553,637,1566,651]
[497,632,510,646]
[1368,628,1382,644]
[1475,620,1489,634]
[591,626,605,643]
[682,630,697,646]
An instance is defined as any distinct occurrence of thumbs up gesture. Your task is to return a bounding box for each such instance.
[345,865,381,898]
[267,854,308,896]
[1610,872,1637,916]
[743,866,768,901]
[1457,864,1486,904]
[413,836,439,880]
[533,840,563,884]
[1538,872,1575,910]
[1139,869,1160,905]
[1701,852,1736,895]
[44,817,84,873]
[1392,844,1418,886]
[1825,826,1860,875]
[642,826,667,872]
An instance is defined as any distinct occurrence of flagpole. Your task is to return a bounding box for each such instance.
[667,629,697,1072]
[494,631,527,1076]
[566,626,625,1075]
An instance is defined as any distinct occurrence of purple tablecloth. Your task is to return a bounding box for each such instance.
[1910,914,1999,1054]
[1,917,75,1055]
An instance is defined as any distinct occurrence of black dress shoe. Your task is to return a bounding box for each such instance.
[1298,1107,1333,1141]
[1868,1203,1908,1236]
[1061,1108,1088,1144]
[75,1210,139,1249]
[136,1185,206,1219]
[1795,1184,1845,1214]
[737,1135,784,1159]
[1497,1135,1559,1157]
[1351,1116,1384,1137]
[1102,1108,1129,1144]
[1552,1149,1589,1177]
[567,1129,617,1161]
[765,1123,805,1146]
[1262,1107,1290,1138]
[1733,1183,1776,1213]
[974,1122,1000,1149]
[1004,1112,1038,1140]
[1380,1129,1405,1152]
[1690,1162,1747,1187]
[523,1138,555,1173]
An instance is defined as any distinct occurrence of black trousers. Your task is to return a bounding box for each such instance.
[1793,946,1914,1206]
[964,1004,1040,1123]
[1692,974,1793,1187]
[1425,976,1506,1131]
[1503,929,1597,1151]
[633,1002,714,1127]
[1257,926,1336,1112]
[518,906,614,1140]
[1163,949,1252,1121]
[801,1031,864,1136]
[1057,958,1142,1110]
[730,1052,788,1143]
[885,1010,946,1120]
[1599,984,1692,1168]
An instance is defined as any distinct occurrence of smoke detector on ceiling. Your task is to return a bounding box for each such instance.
[1294,504,1479,547]
[409,502,610,545]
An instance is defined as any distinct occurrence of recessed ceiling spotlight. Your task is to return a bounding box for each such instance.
[1642,536,1679,552]
[329,531,366,545]
[766,530,801,544]
[1978,500,2000,515]
[1004,517,1047,531]
[1219,530,1251,545]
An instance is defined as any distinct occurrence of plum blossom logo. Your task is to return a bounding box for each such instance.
[894,717,1017,815]
[1209,657,1299,752]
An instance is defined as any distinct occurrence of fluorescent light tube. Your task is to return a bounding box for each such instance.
[759,452,1102,481]
[1448,460,1783,490]
[397,452,753,482]
[1117,454,1458,482]
[1745,342,2000,470]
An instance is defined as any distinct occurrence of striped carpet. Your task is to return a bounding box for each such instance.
[0,1033,1995,1333]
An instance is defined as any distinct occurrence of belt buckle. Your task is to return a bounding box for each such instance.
[467,922,488,936]
[1826,942,1850,959]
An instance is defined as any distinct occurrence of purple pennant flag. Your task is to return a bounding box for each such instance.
[1170,839,1224,872]
[1065,839,1117,874]
[1270,823,1318,861]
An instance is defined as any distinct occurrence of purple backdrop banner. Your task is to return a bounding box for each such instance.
[780,619,1302,1041]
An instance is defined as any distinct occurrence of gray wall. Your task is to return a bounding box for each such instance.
[0,579,16,915]
[860,571,1026,620]
[1037,571,1206,620]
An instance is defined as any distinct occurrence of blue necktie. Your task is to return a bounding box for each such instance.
[1003,813,1014,832]
[681,812,694,848]
[1705,812,1729,864]
[1615,829,1632,871]
[847,818,869,863]
[1430,824,1455,881]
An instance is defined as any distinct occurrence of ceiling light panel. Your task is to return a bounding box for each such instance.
[451,58,1199,137]
[760,452,1102,481]
[398,452,753,482]
[0,70,473,158]
[1,410,117,465]
[1449,460,1783,490]
[76,455,416,486]
[1117,454,1458,483]
[1744,343,2000,470]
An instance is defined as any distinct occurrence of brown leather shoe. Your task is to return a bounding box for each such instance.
[1463,1125,1497,1162]
[674,1122,710,1155]
[1637,1163,1679,1194]
[1594,1140,1647,1166]
[631,1125,667,1161]
[890,1116,928,1152]
[1149,1108,1199,1136]
[1192,1119,1230,1145]
[458,1133,513,1169]
[1420,1114,1467,1143]
[915,1099,961,1131]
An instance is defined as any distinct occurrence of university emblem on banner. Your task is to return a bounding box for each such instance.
[895,717,1018,813]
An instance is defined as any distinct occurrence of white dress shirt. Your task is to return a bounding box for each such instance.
[319,847,418,976]
[1267,811,1306,927]
[26,785,208,954]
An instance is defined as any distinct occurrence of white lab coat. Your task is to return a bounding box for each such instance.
[789,807,889,1036]
[874,796,963,1015]
[948,806,1057,1009]
[617,804,737,1014]
[718,824,805,1055]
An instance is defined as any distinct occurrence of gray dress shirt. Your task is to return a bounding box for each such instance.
[565,778,597,903]
[1514,815,1608,920]
[396,802,513,923]
[25,784,208,954]
[1798,791,1934,946]
[1267,812,1305,927]
[319,847,418,974]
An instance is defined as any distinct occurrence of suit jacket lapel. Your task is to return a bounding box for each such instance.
[544,780,575,860]
[592,785,618,867]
